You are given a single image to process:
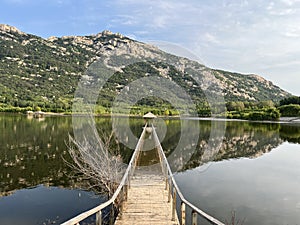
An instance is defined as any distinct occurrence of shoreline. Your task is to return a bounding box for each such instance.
[1,111,300,124]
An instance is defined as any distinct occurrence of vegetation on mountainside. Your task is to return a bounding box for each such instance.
[277,96,300,117]
[225,100,280,121]
[225,96,300,120]
[278,104,300,117]
[279,96,300,106]
[0,24,293,120]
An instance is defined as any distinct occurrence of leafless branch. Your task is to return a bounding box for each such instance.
[225,211,246,225]
[65,122,126,198]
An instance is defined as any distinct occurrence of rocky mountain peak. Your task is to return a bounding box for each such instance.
[0,24,25,35]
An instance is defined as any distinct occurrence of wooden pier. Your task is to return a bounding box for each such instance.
[61,123,225,225]
[115,164,179,225]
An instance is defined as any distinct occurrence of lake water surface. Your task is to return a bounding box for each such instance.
[0,114,300,224]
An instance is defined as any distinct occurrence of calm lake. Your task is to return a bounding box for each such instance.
[0,114,300,225]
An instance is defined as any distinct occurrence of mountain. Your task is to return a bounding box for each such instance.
[0,24,291,113]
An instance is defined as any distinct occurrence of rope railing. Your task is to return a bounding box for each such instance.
[61,125,147,225]
[152,124,225,225]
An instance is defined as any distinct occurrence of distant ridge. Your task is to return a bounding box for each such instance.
[0,24,291,112]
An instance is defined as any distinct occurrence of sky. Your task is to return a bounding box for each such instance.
[1,0,299,96]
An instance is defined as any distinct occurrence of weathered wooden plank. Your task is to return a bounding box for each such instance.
[115,165,179,225]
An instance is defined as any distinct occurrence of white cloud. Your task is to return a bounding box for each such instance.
[268,8,295,16]
[152,16,169,28]
[283,24,300,38]
[280,0,300,6]
[204,33,220,45]
[284,32,300,37]
[267,2,275,10]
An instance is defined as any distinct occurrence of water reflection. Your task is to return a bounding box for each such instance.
[0,114,75,196]
[2,115,299,197]
[161,120,300,225]
[160,120,300,172]
[0,185,102,225]
[0,114,143,197]
[0,114,145,225]
[1,114,300,225]
[175,144,300,225]
[280,123,300,144]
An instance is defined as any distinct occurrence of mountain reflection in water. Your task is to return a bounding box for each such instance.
[0,114,300,225]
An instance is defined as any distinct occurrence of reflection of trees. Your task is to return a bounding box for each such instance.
[161,119,181,156]
[279,124,300,144]
[161,120,283,172]
[215,122,281,160]
[161,119,201,172]
[0,115,135,196]
[0,115,76,196]
[1,115,299,196]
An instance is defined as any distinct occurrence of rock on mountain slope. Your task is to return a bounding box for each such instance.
[0,24,291,112]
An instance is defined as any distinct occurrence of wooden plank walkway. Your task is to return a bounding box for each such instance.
[61,125,225,225]
[115,164,179,225]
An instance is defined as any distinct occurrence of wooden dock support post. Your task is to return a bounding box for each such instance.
[119,189,124,219]
[109,205,114,225]
[192,210,198,225]
[172,187,176,221]
[96,210,102,225]
[181,202,186,225]
[124,184,128,201]
[127,167,131,188]
[168,182,171,203]
[165,177,168,190]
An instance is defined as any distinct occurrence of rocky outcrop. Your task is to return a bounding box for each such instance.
[0,24,25,35]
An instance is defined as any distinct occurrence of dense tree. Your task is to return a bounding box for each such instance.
[280,96,300,106]
[278,104,300,117]
[258,100,274,108]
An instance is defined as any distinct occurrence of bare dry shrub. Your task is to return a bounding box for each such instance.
[225,211,245,225]
[66,122,125,197]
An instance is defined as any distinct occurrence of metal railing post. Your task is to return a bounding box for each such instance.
[181,202,186,225]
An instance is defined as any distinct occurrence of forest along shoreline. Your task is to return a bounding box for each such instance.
[2,111,300,125]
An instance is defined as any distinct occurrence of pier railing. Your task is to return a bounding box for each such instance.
[62,123,225,225]
[152,124,225,225]
[61,125,147,225]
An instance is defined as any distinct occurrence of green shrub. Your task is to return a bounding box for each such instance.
[280,96,300,106]
[34,106,41,111]
[278,104,300,117]
[226,108,280,121]
[248,108,280,121]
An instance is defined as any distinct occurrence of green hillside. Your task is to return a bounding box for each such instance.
[0,24,291,114]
